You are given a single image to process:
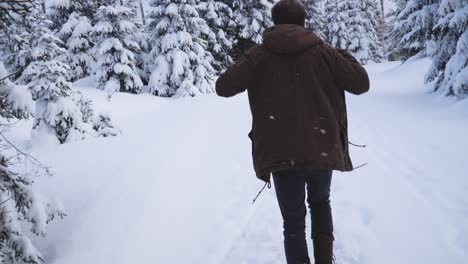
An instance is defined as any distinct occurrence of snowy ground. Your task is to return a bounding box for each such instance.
[8,58,468,264]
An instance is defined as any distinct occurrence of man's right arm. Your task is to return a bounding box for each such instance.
[328,47,370,95]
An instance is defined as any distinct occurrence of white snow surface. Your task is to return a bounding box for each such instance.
[7,59,468,263]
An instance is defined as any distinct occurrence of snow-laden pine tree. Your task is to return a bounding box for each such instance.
[147,0,216,97]
[426,0,468,98]
[20,19,85,144]
[0,62,32,119]
[93,112,121,137]
[71,90,95,123]
[324,0,349,49]
[0,0,33,30]
[0,62,64,264]
[95,0,150,85]
[232,0,275,44]
[57,12,95,81]
[49,0,83,30]
[346,0,384,63]
[93,5,143,94]
[134,28,151,86]
[304,0,326,39]
[197,0,235,71]
[324,0,383,64]
[388,0,439,60]
[0,4,39,77]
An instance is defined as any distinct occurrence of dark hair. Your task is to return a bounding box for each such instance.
[271,0,306,26]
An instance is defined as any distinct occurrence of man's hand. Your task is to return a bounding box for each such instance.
[215,55,253,98]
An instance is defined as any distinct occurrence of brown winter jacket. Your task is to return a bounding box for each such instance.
[216,24,370,181]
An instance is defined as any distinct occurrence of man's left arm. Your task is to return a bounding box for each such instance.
[215,55,252,97]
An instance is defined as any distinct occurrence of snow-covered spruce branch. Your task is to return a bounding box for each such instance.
[0,125,65,264]
[1,61,67,262]
[0,133,65,263]
[0,0,33,29]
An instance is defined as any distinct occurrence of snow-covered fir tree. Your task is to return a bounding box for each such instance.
[304,0,326,39]
[346,0,384,63]
[324,0,349,49]
[0,3,40,77]
[57,12,95,81]
[388,0,439,60]
[20,19,85,144]
[197,0,235,71]
[93,0,150,85]
[232,0,275,44]
[49,0,83,30]
[93,112,121,137]
[93,5,143,94]
[71,90,95,123]
[324,0,383,64]
[125,2,151,86]
[0,62,32,119]
[134,27,151,86]
[426,0,468,98]
[0,0,33,30]
[0,62,64,264]
[146,0,216,97]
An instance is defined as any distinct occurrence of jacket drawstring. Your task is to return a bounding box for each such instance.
[349,141,369,170]
[252,179,272,204]
[251,141,367,204]
[348,140,369,170]
[353,162,368,170]
[349,141,367,148]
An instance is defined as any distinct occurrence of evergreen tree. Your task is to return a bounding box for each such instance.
[304,0,326,39]
[325,0,383,64]
[126,2,150,86]
[347,0,384,63]
[20,19,84,144]
[93,112,121,137]
[49,0,83,30]
[230,0,275,59]
[0,62,64,264]
[0,0,33,31]
[232,0,275,44]
[93,5,143,94]
[0,62,32,119]
[71,90,95,123]
[57,12,95,81]
[0,3,41,77]
[197,0,235,71]
[324,0,349,49]
[97,0,150,85]
[388,0,439,60]
[426,0,468,98]
[147,0,216,97]
[134,27,151,86]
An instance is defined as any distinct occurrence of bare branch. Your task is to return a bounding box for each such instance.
[0,131,52,175]
[0,196,12,206]
[0,70,21,82]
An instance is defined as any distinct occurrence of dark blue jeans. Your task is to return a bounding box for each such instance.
[273,166,333,264]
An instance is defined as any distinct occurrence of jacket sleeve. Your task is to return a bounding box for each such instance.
[331,48,370,95]
[215,54,252,97]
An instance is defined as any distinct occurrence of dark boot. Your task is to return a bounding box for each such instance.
[313,234,334,264]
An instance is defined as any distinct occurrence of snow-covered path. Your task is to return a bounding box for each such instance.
[12,59,468,264]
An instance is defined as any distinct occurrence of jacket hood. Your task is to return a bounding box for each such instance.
[263,24,323,55]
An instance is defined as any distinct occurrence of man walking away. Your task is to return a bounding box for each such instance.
[215,0,370,263]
